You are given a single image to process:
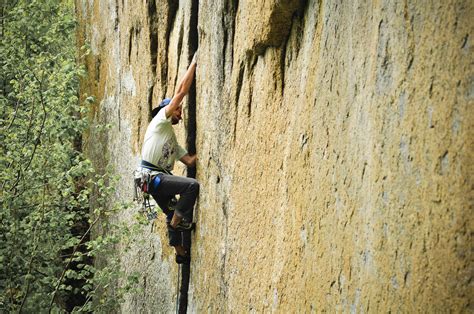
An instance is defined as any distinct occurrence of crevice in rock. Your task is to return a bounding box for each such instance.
[461,34,469,49]
[154,1,179,98]
[164,1,179,96]
[361,161,368,180]
[95,56,101,83]
[245,52,259,75]
[146,0,158,128]
[114,0,119,30]
[148,0,158,75]
[244,57,258,119]
[137,101,142,148]
[128,27,134,64]
[235,61,245,108]
[177,2,199,313]
[222,0,238,78]
[280,41,287,95]
[230,0,239,70]
[280,5,307,95]
[186,0,199,180]
[403,0,415,74]
[222,17,228,78]
[189,1,199,52]
[232,115,238,144]
[147,84,154,119]
[247,79,253,118]
[174,23,185,91]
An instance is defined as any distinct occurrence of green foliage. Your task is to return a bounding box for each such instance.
[1,1,139,312]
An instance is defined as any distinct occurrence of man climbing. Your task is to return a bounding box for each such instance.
[139,53,198,262]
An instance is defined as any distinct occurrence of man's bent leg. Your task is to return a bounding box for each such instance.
[154,174,199,226]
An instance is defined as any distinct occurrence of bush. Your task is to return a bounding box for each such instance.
[0,1,138,312]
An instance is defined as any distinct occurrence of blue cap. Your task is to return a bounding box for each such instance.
[151,98,172,118]
[158,98,171,109]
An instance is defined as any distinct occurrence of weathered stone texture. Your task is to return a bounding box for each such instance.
[77,0,472,312]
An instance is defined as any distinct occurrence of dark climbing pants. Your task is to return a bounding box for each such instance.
[150,173,199,223]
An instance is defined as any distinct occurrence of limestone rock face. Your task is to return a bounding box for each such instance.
[77,0,472,312]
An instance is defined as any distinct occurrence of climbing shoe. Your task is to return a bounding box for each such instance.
[167,220,195,231]
[175,220,193,231]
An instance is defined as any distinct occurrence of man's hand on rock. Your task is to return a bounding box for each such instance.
[192,50,198,64]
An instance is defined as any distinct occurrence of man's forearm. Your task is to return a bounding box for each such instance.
[165,58,197,117]
[176,60,197,95]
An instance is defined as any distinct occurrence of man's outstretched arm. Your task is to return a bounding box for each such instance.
[165,54,197,118]
[176,53,198,95]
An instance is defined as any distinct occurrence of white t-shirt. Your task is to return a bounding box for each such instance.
[141,107,187,172]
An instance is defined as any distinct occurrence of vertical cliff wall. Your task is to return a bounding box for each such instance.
[77,0,473,312]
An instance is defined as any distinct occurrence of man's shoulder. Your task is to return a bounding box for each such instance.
[150,109,170,127]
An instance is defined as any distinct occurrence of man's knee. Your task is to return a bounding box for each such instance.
[188,179,200,194]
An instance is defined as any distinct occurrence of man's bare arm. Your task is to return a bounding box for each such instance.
[165,55,197,118]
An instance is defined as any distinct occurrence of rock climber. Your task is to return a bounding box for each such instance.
[138,53,199,263]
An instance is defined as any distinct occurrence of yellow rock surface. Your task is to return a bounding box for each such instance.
[77,0,473,312]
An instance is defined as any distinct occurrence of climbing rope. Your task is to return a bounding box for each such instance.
[175,264,181,314]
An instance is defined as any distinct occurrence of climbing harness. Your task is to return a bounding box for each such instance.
[133,161,175,221]
[133,167,158,221]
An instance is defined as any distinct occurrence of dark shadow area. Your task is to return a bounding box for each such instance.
[178,1,199,313]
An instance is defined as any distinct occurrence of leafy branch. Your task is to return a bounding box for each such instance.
[49,214,100,312]
[1,2,140,312]
[19,170,47,312]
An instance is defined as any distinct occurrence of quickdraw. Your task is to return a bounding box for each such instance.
[133,168,158,221]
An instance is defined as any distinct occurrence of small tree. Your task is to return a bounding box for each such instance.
[1,1,138,312]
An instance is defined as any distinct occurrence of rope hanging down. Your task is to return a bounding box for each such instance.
[175,265,181,314]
